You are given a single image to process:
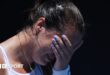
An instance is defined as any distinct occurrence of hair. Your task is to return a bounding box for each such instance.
[24,0,85,35]
[24,0,85,75]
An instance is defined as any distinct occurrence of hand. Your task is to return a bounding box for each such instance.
[51,35,83,70]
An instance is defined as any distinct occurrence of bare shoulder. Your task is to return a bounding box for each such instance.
[0,47,3,64]
[0,47,6,75]
[0,46,4,63]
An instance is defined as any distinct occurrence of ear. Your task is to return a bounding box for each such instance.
[33,17,45,34]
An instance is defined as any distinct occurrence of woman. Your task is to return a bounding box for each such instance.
[0,0,85,75]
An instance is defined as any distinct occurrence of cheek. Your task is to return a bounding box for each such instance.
[32,40,53,60]
[32,48,45,64]
[40,35,53,49]
[32,47,53,65]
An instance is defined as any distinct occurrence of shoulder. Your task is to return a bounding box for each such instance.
[0,45,6,75]
[0,47,4,64]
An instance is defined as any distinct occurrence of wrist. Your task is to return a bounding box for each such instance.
[52,65,71,75]
[53,65,69,71]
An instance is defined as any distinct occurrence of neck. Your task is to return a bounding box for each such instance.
[0,28,36,72]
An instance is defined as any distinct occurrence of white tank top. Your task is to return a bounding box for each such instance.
[0,45,43,75]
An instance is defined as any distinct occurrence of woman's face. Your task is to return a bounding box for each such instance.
[32,26,82,66]
[32,29,56,65]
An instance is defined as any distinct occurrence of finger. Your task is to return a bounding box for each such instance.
[62,35,72,48]
[54,35,70,58]
[52,38,60,51]
[51,42,61,59]
[52,38,65,58]
[53,39,64,58]
[61,35,72,56]
[54,35,66,50]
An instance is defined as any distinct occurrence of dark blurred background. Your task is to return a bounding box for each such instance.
[0,0,110,75]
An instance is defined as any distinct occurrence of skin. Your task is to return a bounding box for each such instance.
[0,17,83,74]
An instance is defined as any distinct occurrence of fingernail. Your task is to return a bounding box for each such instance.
[62,34,66,38]
[54,35,58,40]
[52,38,55,42]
